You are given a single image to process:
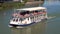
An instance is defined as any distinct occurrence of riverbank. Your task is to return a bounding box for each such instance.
[0,2,25,11]
[0,0,44,11]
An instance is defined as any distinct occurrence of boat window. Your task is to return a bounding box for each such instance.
[28,18,29,20]
[30,11,34,13]
[35,10,38,13]
[19,18,20,21]
[26,11,30,14]
[43,9,46,12]
[16,19,18,22]
[30,17,34,19]
[24,18,26,19]
[13,19,15,21]
[39,10,42,12]
[20,18,23,21]
[20,18,25,21]
[20,11,30,16]
[20,11,26,16]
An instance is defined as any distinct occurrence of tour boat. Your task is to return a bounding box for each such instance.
[9,7,48,28]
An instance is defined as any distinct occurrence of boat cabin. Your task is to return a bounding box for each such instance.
[12,7,47,18]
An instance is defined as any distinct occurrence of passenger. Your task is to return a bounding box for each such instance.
[38,11,42,14]
[43,11,46,16]
[12,13,18,17]
[24,14,30,17]
[33,11,37,15]
[30,11,34,16]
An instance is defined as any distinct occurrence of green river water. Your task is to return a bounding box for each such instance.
[0,1,60,34]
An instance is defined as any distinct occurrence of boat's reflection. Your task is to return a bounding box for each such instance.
[10,27,31,34]
[10,21,47,34]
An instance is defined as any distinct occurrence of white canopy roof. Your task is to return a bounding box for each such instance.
[16,7,47,11]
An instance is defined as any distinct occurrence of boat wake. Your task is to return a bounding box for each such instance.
[47,16,56,19]
[47,16,56,23]
[16,26,25,28]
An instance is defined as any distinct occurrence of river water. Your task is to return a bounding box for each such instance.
[0,1,60,34]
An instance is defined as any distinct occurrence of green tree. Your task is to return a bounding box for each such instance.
[0,0,28,11]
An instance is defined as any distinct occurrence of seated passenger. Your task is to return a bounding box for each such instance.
[12,13,18,17]
[37,10,42,14]
[33,11,37,15]
[18,14,24,18]
[24,14,30,17]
